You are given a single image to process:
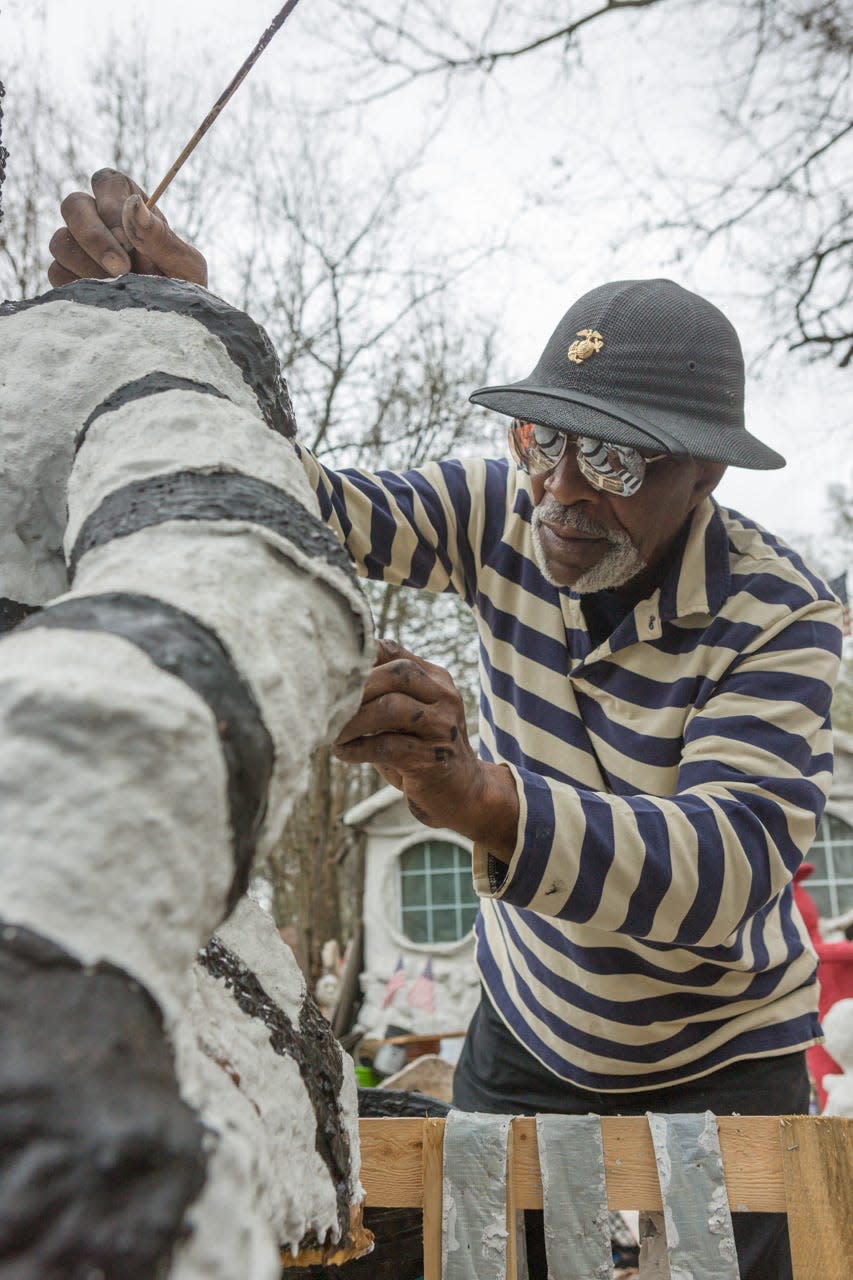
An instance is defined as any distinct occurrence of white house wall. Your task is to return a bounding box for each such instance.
[355,790,481,1040]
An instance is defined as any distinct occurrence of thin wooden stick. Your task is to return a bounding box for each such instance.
[146,0,304,210]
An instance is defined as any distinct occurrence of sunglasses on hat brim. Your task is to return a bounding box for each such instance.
[508,419,668,498]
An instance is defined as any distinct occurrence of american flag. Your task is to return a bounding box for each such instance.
[407,957,436,1013]
[381,956,407,1009]
[828,572,851,638]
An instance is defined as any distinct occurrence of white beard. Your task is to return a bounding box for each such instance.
[530,501,647,593]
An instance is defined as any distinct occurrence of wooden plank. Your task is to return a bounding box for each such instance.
[604,1115,788,1214]
[422,1117,444,1280]
[781,1116,853,1280]
[360,1117,426,1207]
[505,1120,518,1280]
[714,1115,786,1216]
[360,1115,809,1212]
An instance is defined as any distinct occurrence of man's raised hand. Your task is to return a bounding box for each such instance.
[48,169,207,288]
[334,639,519,861]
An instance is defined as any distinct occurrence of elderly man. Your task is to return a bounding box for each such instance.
[49,173,842,1279]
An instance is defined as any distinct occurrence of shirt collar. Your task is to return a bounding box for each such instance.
[658,496,730,622]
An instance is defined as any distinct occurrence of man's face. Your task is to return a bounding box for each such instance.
[528,442,725,592]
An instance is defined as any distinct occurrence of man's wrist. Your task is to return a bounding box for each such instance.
[461,761,518,864]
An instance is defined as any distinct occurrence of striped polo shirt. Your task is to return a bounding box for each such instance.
[300,450,843,1090]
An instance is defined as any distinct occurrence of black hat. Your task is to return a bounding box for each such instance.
[470,278,785,469]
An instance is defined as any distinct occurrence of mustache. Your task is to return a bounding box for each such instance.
[533,500,622,543]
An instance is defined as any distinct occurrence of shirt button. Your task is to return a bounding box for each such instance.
[648,615,656,630]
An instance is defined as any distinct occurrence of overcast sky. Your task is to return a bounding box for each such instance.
[2,0,850,570]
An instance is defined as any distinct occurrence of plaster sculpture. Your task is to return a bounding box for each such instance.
[177,897,370,1275]
[0,275,374,1279]
[822,998,853,1117]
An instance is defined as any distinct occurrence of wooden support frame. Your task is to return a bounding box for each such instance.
[359,1114,853,1280]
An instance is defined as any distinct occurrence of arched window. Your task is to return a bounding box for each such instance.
[808,813,853,918]
[399,839,480,944]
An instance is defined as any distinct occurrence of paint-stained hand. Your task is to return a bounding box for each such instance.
[48,169,208,288]
[334,640,519,861]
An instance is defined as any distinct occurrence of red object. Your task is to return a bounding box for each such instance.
[382,957,407,1009]
[407,957,436,1013]
[793,863,853,1108]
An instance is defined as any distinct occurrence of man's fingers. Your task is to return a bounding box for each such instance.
[362,637,458,706]
[47,261,80,289]
[335,692,443,747]
[60,191,132,277]
[51,169,208,287]
[334,731,430,767]
[48,228,111,281]
[90,168,146,253]
[374,636,455,685]
[374,638,413,666]
[360,659,447,709]
[122,196,209,286]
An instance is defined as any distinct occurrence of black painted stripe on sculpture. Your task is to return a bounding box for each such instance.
[68,468,356,582]
[0,921,207,1278]
[76,370,230,452]
[0,274,296,439]
[0,598,38,633]
[197,936,352,1246]
[17,592,273,911]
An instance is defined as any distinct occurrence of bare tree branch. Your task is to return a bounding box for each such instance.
[320,0,669,107]
[626,1,852,366]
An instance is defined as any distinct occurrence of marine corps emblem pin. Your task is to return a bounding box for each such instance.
[567,329,604,364]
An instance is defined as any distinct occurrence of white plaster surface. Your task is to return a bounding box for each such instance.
[172,897,363,1267]
[64,390,317,550]
[0,294,265,604]
[0,627,232,1010]
[168,1041,283,1280]
[71,523,371,854]
[217,892,309,1013]
[822,997,853,1116]
[338,1041,363,1202]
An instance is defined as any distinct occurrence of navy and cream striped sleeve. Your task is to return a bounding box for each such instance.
[474,589,842,948]
[298,445,510,604]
